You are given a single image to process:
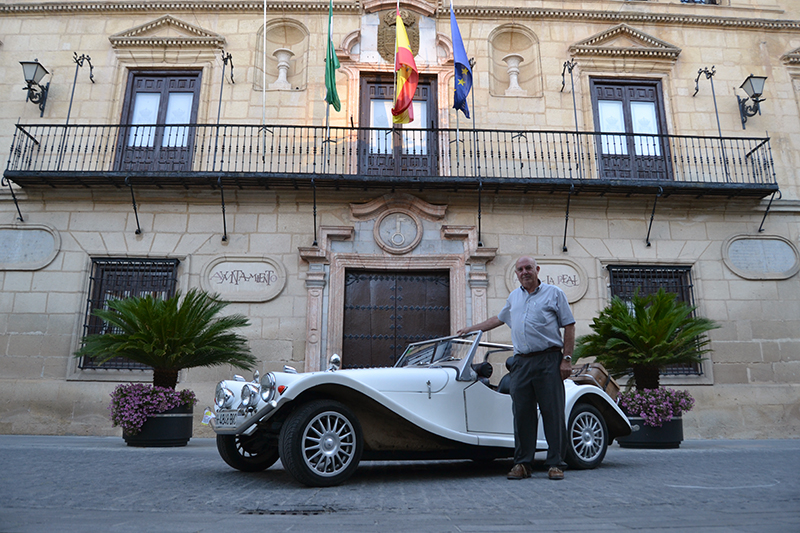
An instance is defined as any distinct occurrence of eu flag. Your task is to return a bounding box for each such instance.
[450,4,472,119]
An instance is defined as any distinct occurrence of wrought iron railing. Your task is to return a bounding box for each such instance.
[4,123,777,193]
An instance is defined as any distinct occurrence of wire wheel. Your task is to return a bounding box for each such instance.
[301,411,357,476]
[280,399,363,486]
[565,403,608,469]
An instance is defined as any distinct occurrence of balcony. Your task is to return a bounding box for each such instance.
[3,123,778,198]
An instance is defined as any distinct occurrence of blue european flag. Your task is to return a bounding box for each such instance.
[450,5,472,119]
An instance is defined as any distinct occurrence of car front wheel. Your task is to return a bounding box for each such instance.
[279,399,363,487]
[565,403,608,470]
[216,432,279,472]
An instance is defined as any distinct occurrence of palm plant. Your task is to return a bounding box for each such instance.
[574,289,719,390]
[76,288,257,389]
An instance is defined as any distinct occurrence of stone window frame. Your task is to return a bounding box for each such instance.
[602,262,714,384]
[68,256,186,382]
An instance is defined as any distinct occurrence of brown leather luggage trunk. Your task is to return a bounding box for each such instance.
[568,362,620,401]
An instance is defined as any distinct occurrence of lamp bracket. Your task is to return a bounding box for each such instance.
[737,94,764,129]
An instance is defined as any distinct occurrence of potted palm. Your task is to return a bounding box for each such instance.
[574,289,719,448]
[76,288,257,447]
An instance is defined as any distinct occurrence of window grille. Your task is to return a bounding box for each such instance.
[607,265,702,376]
[79,258,180,370]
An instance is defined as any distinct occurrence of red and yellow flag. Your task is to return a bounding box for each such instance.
[391,9,418,124]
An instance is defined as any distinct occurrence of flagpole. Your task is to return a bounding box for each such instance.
[469,57,482,247]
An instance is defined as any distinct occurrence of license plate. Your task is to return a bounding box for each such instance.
[215,410,240,427]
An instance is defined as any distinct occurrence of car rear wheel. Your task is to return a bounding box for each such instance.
[216,432,279,472]
[565,403,608,470]
[279,399,363,487]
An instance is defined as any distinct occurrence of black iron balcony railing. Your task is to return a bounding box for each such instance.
[4,123,778,197]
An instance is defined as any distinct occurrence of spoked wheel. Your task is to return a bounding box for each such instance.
[216,432,279,472]
[565,403,608,470]
[279,399,363,487]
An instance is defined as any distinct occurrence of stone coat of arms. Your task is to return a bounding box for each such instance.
[377,10,420,64]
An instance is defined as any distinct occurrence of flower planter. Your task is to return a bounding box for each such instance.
[123,404,194,447]
[617,417,683,449]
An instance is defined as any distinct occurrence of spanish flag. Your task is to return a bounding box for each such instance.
[391,8,418,124]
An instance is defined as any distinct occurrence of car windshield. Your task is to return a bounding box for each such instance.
[395,333,478,368]
[395,333,516,384]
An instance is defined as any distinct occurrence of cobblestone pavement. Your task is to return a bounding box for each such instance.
[0,436,798,532]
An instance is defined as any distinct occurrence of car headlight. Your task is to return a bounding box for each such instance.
[240,383,259,409]
[215,381,234,409]
[260,372,276,403]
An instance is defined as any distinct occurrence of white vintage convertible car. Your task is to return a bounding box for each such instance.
[211,332,631,486]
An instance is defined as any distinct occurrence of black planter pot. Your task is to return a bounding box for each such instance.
[617,417,683,449]
[123,404,194,447]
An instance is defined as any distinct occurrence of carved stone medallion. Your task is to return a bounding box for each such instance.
[377,10,420,63]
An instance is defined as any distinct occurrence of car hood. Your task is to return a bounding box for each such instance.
[317,366,451,394]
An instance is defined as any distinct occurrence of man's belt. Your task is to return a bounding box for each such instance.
[516,347,562,358]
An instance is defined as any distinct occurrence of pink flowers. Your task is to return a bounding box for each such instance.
[109,383,197,435]
[618,387,695,427]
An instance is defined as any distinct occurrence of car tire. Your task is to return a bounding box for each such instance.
[565,403,608,470]
[216,433,279,472]
[279,399,363,487]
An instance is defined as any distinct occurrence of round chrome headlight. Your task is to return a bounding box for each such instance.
[240,383,259,408]
[260,372,276,403]
[215,382,234,409]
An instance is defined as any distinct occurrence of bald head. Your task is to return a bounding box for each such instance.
[515,256,540,293]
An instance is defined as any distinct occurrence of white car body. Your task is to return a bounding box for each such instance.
[212,332,631,486]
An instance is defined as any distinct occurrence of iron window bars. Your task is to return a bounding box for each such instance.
[79,257,180,370]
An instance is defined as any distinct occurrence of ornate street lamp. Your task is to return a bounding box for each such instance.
[737,74,767,130]
[20,59,50,117]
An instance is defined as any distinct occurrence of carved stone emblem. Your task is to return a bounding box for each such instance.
[377,10,420,63]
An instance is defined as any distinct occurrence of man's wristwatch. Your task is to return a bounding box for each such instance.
[563,355,572,362]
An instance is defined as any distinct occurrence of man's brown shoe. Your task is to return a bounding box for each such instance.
[548,466,564,480]
[507,463,531,480]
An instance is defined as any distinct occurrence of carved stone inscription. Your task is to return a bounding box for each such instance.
[506,259,588,303]
[202,257,286,302]
[725,237,799,279]
[0,226,59,270]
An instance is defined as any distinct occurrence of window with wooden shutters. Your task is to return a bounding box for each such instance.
[117,70,202,173]
[591,78,670,181]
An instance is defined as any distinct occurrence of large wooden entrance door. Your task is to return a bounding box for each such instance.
[342,270,450,368]
[358,75,437,177]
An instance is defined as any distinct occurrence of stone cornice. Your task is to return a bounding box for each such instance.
[1,2,799,32]
[569,23,681,60]
[0,1,361,15]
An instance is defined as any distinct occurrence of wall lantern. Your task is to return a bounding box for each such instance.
[737,74,767,130]
[20,59,50,117]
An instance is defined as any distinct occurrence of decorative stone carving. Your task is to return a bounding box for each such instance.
[269,48,294,90]
[502,53,527,96]
[377,10,419,63]
[200,255,287,302]
[568,23,681,61]
[0,224,60,271]
[722,234,800,280]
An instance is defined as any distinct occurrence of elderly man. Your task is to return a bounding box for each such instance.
[457,256,575,480]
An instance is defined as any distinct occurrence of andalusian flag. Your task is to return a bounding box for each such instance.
[324,0,341,112]
[450,1,472,118]
[391,8,418,124]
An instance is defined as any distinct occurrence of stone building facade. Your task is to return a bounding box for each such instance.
[0,0,798,438]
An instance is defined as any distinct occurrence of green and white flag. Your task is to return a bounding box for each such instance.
[324,0,341,112]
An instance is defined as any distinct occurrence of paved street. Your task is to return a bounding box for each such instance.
[0,436,798,533]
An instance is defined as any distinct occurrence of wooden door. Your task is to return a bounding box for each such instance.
[358,75,437,177]
[117,71,201,172]
[342,270,450,368]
